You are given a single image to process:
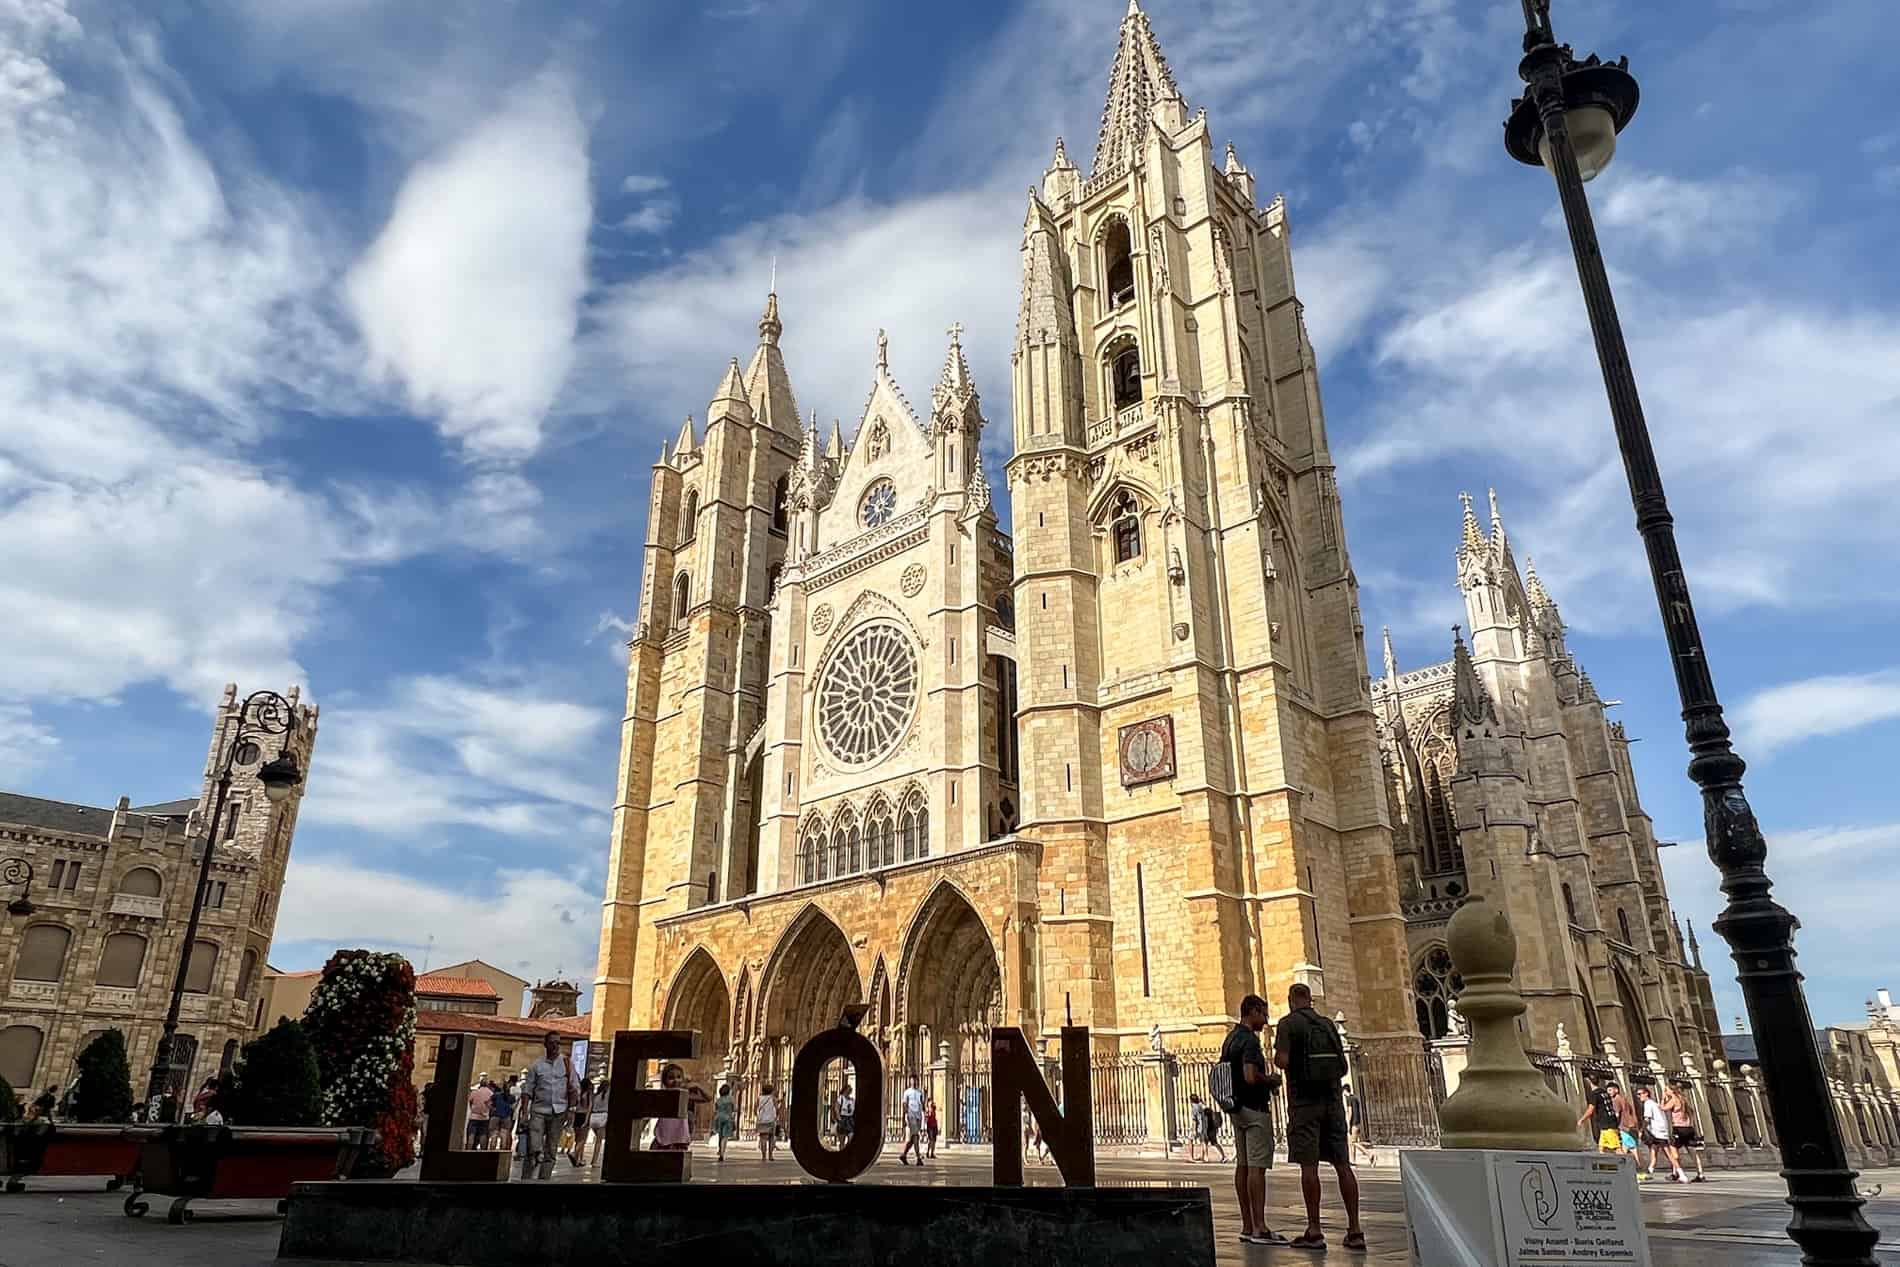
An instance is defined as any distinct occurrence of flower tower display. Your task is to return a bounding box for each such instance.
[305,949,418,1176]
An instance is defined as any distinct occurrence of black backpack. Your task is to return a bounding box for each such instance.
[1294,1010,1346,1088]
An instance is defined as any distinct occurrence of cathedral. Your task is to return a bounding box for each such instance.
[1374,492,1717,1068]
[590,1,1709,1101]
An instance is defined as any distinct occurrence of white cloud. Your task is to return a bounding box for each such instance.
[0,701,60,785]
[621,174,667,196]
[1733,669,1900,758]
[1589,168,1791,257]
[618,199,677,235]
[1769,822,1900,861]
[299,675,613,841]
[347,72,593,460]
[274,853,602,1004]
[584,188,1022,452]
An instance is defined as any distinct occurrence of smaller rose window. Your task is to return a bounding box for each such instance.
[861,479,898,528]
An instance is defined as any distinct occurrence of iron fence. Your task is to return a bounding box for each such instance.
[1088,1051,1150,1146]
[1348,1038,1441,1148]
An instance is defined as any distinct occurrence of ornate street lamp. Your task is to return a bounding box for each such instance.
[3,857,33,917]
[1503,3,1879,1262]
[143,689,303,1114]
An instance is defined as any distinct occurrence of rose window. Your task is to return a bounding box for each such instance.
[860,479,898,528]
[817,622,918,764]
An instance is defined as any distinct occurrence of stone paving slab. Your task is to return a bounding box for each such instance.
[3,1148,1896,1266]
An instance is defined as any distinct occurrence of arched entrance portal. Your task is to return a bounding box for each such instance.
[897,883,1001,1144]
[662,947,731,1089]
[1612,960,1651,1057]
[756,906,862,1087]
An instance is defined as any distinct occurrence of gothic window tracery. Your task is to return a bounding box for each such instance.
[994,592,1015,631]
[832,807,861,878]
[1110,490,1142,564]
[860,478,898,528]
[1110,343,1142,409]
[673,572,691,627]
[1103,220,1135,310]
[1413,944,1465,1040]
[866,797,895,868]
[680,489,699,542]
[816,623,919,765]
[1418,723,1464,875]
[799,817,826,885]
[899,789,929,860]
[772,475,790,533]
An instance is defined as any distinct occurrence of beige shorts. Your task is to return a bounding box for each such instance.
[1231,1105,1275,1169]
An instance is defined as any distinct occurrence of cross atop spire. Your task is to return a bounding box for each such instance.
[936,321,975,397]
[1459,491,1484,551]
[1091,0,1184,176]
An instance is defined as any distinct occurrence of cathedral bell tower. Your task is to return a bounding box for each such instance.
[1007,0,1411,1044]
[594,293,801,1034]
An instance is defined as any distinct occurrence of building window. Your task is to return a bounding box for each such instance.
[772,475,791,533]
[119,867,162,899]
[199,879,227,910]
[15,925,73,982]
[680,489,699,542]
[674,572,692,626]
[225,801,241,841]
[831,808,860,877]
[236,948,260,1001]
[816,623,920,766]
[0,1025,45,1091]
[1110,343,1142,409]
[1111,491,1142,564]
[1617,908,1633,945]
[994,592,1015,631]
[900,790,929,861]
[97,933,149,989]
[1103,219,1135,309]
[183,939,220,994]
[500,1049,513,1067]
[1413,945,1465,1040]
[1562,883,1578,926]
[799,821,826,885]
[49,859,81,891]
[860,478,898,528]
[866,800,895,868]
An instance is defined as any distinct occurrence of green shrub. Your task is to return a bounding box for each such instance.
[72,1029,135,1123]
[223,1018,322,1126]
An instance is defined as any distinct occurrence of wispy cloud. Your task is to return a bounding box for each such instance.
[347,72,593,460]
[274,853,603,1001]
[1734,669,1900,758]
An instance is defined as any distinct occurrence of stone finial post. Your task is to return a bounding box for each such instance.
[1437,895,1581,1150]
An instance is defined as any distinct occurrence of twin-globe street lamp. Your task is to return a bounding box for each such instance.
[142,690,303,1113]
[1504,2,1880,1262]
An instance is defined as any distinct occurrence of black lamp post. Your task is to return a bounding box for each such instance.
[142,690,303,1115]
[3,857,33,917]
[1503,3,1879,1262]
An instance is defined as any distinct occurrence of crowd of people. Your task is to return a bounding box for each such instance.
[1577,1069,1707,1183]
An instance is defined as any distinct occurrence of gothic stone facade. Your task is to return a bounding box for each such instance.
[1374,494,1715,1067]
[0,684,317,1100]
[592,2,1416,1090]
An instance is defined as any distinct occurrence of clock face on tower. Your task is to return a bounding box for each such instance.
[860,479,897,528]
[1118,716,1177,787]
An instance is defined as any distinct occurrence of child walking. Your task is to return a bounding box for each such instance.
[712,1082,737,1162]
[756,1083,780,1161]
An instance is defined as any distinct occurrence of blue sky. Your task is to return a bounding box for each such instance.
[3,0,1896,1032]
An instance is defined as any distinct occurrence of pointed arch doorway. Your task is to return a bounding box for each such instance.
[896,882,1002,1142]
[661,947,732,1091]
[756,906,862,1090]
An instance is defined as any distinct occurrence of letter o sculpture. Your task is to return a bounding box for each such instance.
[789,1025,884,1182]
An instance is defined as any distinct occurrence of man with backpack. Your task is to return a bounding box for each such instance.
[1215,994,1291,1247]
[1273,983,1366,1252]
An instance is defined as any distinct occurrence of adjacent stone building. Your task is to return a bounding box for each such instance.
[593,0,1414,1097]
[1373,494,1714,1066]
[0,684,317,1100]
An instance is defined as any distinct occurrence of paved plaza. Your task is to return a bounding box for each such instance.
[4,1146,1898,1266]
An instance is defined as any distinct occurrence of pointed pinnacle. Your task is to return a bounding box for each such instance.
[758,290,783,346]
[1459,491,1483,550]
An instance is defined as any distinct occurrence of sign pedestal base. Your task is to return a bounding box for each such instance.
[1400,1149,1652,1267]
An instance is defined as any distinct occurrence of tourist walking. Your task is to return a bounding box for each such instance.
[522,1033,579,1180]
[1217,993,1290,1247]
[711,1082,737,1161]
[566,1077,594,1166]
[190,1077,220,1122]
[756,1083,780,1161]
[897,1074,926,1165]
[1637,1085,1684,1182]
[1661,1079,1706,1181]
[1345,1082,1374,1166]
[1275,983,1366,1253]
[489,1076,517,1152]
[465,1075,494,1150]
[585,1078,611,1167]
[925,1096,939,1157]
[1612,1081,1640,1156]
[1578,1074,1623,1153]
[836,1079,856,1146]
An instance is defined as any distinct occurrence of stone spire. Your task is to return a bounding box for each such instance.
[674,414,696,457]
[1524,556,1553,611]
[1224,140,1246,176]
[1488,487,1509,561]
[1381,626,1399,685]
[1459,490,1483,551]
[1451,625,1497,727]
[1091,0,1185,176]
[742,291,803,438]
[936,322,975,398]
[706,357,751,428]
[1686,920,1704,970]
[826,417,844,460]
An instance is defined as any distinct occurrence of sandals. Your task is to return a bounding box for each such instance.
[1344,1231,1368,1251]
[1289,1233,1327,1251]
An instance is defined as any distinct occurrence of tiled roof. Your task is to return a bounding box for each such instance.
[416,974,500,999]
[130,798,198,817]
[0,791,116,838]
[415,1011,590,1040]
